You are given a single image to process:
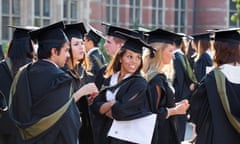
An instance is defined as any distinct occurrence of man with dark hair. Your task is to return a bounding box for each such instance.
[8,21,98,144]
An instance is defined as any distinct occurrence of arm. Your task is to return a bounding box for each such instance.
[73,83,99,102]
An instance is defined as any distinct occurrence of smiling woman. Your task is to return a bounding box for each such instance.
[91,32,156,144]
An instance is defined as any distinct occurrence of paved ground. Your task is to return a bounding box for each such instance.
[181,122,195,144]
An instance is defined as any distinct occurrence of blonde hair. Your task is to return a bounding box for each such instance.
[142,42,175,82]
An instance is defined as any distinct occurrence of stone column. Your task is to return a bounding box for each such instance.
[20,0,34,26]
[51,0,64,22]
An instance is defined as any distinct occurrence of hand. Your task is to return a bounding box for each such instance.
[189,83,195,91]
[74,83,99,102]
[175,99,190,115]
[105,110,113,119]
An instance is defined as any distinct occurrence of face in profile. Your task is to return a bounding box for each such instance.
[162,44,175,65]
[54,42,70,67]
[71,37,85,61]
[104,36,122,56]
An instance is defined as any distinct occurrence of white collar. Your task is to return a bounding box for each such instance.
[219,64,240,84]
[173,48,184,55]
[87,47,98,55]
[42,59,59,68]
[106,72,132,101]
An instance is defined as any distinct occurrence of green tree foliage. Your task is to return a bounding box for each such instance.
[231,0,240,22]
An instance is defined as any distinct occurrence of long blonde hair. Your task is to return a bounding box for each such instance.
[142,42,175,82]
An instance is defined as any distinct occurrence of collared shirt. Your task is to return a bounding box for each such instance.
[106,71,132,101]
[87,47,99,55]
[42,59,59,68]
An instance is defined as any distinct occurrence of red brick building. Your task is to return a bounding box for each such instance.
[89,0,239,35]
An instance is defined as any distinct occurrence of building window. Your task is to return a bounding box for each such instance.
[2,0,20,40]
[152,0,163,29]
[106,0,119,25]
[34,0,50,26]
[229,1,240,27]
[174,0,186,33]
[129,0,141,28]
[63,0,78,24]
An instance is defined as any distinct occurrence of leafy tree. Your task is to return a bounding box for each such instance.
[231,0,240,23]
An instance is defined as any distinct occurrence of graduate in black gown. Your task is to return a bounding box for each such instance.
[189,28,240,144]
[64,22,98,144]
[91,32,155,144]
[192,33,214,82]
[94,23,138,89]
[142,28,190,144]
[173,35,198,141]
[0,26,35,144]
[8,21,98,144]
[84,25,106,82]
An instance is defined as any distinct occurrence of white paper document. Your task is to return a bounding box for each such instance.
[108,114,157,144]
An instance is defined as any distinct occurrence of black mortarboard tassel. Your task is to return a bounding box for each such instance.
[214,28,240,43]
[65,22,87,39]
[29,21,68,45]
[115,31,156,57]
[146,28,183,44]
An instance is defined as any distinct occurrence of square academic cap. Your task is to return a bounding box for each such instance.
[115,31,155,56]
[214,28,240,43]
[146,28,183,44]
[29,21,68,45]
[101,22,140,40]
[8,26,38,40]
[86,25,104,44]
[191,33,210,41]
[65,22,87,39]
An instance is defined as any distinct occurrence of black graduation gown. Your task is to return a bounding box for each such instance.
[94,65,107,90]
[91,75,150,144]
[147,73,180,144]
[173,52,192,141]
[0,60,18,144]
[190,71,240,144]
[194,52,213,82]
[88,49,105,81]
[9,60,80,144]
[63,66,95,144]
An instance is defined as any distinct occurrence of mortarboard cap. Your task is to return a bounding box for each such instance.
[8,25,39,40]
[214,28,240,43]
[191,33,210,41]
[101,22,140,40]
[29,21,68,45]
[86,25,104,44]
[115,31,156,56]
[146,28,183,44]
[65,22,87,39]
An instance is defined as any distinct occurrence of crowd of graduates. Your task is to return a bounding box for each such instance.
[0,20,239,144]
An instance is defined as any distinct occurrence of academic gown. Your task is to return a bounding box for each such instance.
[147,73,180,144]
[173,52,192,141]
[9,60,80,144]
[0,59,19,144]
[94,65,107,90]
[62,66,95,144]
[91,75,150,144]
[88,49,105,80]
[194,52,213,82]
[190,71,240,144]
